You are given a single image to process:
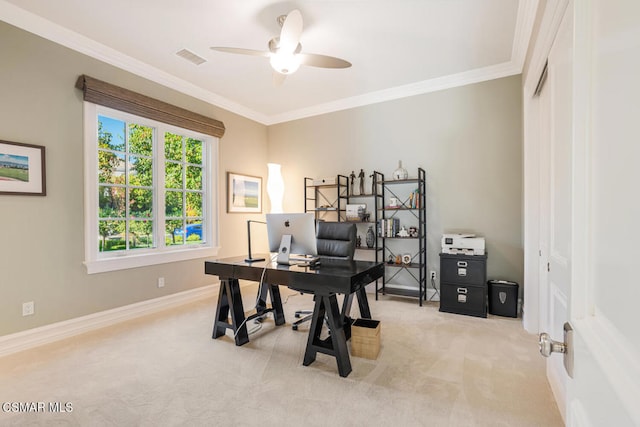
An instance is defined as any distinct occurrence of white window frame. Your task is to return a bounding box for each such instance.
[83,102,219,274]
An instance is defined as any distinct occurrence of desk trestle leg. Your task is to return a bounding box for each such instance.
[212,278,249,346]
[303,294,352,378]
[255,283,286,326]
[340,287,372,341]
[268,285,286,325]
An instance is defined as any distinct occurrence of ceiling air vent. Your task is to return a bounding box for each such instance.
[176,48,207,65]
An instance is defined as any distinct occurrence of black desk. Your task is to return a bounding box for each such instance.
[204,255,384,377]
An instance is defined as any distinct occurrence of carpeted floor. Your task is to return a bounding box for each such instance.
[0,284,563,426]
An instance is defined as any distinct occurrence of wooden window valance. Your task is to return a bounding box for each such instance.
[75,75,225,138]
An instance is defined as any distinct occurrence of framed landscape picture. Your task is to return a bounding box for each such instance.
[0,140,46,196]
[227,172,262,213]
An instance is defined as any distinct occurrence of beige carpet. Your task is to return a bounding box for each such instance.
[0,284,562,426]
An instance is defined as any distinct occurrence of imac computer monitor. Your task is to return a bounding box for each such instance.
[266,213,318,265]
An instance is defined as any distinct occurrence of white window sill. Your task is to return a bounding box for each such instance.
[84,246,220,274]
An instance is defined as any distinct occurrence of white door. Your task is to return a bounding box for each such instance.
[538,1,573,416]
[532,1,640,425]
[565,0,640,425]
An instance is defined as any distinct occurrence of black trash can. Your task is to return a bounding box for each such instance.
[488,280,519,317]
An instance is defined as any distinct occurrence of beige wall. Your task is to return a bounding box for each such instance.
[268,75,524,287]
[0,20,523,336]
[0,22,268,336]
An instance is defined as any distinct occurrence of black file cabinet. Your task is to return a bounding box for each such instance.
[439,253,488,318]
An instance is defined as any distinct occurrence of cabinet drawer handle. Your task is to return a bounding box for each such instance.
[457,287,468,294]
[457,261,468,267]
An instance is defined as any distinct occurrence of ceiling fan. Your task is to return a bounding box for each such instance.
[211,9,351,86]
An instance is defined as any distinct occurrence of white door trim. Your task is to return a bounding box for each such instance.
[523,0,570,334]
[569,0,593,322]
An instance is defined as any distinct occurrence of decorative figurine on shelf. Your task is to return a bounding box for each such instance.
[387,255,395,264]
[393,160,408,180]
[369,172,375,195]
[395,255,402,264]
[358,169,365,195]
[356,235,362,248]
[366,226,375,248]
[350,171,356,195]
[397,226,410,238]
[402,254,412,265]
[408,226,418,238]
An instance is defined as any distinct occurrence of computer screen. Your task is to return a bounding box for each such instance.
[266,213,318,264]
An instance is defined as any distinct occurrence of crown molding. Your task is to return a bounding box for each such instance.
[0,0,270,124]
[265,61,522,125]
[266,0,539,125]
[2,0,537,126]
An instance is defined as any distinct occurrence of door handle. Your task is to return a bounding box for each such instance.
[538,332,566,356]
[538,322,574,378]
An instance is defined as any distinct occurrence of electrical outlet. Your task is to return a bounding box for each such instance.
[22,301,34,316]
[430,271,437,280]
[158,277,165,288]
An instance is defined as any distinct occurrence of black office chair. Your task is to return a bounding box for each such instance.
[292,221,357,330]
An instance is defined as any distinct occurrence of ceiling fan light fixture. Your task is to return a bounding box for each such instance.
[211,9,350,80]
[270,51,301,75]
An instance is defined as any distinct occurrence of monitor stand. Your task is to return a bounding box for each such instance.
[277,234,292,265]
[276,235,319,266]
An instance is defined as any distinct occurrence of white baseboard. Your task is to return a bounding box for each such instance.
[0,284,218,358]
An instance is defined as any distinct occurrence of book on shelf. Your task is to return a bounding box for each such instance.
[377,218,400,237]
[409,188,421,209]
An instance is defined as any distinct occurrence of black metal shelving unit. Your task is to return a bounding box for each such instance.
[377,167,427,306]
[346,171,384,292]
[304,175,349,222]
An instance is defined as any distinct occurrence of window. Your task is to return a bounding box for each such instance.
[84,104,219,273]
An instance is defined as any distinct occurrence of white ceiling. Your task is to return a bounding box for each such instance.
[1,0,538,125]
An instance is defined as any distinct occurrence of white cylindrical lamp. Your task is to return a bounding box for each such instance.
[267,163,284,213]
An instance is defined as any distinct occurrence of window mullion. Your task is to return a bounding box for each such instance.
[157,126,166,249]
[182,136,187,245]
[125,122,130,251]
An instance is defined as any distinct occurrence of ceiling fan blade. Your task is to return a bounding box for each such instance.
[210,47,270,57]
[279,9,303,53]
[298,53,352,69]
[272,71,287,87]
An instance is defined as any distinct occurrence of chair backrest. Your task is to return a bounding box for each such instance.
[316,221,357,260]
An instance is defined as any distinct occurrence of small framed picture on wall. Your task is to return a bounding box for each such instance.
[227,172,262,213]
[0,140,46,196]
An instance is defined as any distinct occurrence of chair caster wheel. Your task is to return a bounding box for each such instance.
[294,313,301,318]
[292,325,298,331]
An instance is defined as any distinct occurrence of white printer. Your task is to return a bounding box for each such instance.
[441,233,485,256]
